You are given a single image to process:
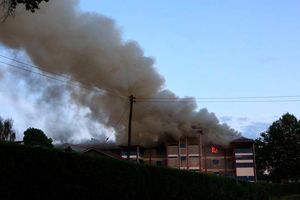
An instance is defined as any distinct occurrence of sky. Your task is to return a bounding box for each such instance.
[0,0,300,141]
[78,0,300,137]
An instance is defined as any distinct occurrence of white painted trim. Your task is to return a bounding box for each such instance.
[236,160,253,163]
[180,167,187,169]
[121,155,137,158]
[189,167,200,170]
[188,154,199,157]
[235,153,253,156]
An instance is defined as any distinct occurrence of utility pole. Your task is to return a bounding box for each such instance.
[127,95,136,160]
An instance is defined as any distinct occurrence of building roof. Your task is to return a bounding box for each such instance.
[56,143,88,152]
[230,136,255,144]
[82,148,125,161]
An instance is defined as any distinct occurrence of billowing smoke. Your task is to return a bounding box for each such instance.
[0,0,240,146]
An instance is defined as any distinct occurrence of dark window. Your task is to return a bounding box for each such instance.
[235,155,253,160]
[235,148,253,153]
[180,143,186,148]
[180,156,187,161]
[121,151,136,156]
[212,159,219,165]
[214,172,220,175]
[189,155,199,158]
[237,176,255,181]
[235,163,254,168]
[156,147,165,154]
[139,148,145,155]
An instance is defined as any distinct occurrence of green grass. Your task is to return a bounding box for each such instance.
[0,142,299,200]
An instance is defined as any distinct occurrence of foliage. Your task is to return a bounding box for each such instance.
[23,127,53,148]
[0,117,16,142]
[1,0,49,21]
[255,113,300,182]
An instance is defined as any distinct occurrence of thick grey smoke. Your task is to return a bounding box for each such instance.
[0,0,240,146]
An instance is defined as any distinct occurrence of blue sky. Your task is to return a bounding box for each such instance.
[78,0,300,137]
[0,0,299,140]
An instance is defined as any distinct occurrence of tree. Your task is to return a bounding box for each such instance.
[1,0,49,21]
[0,117,16,142]
[23,128,53,148]
[255,113,300,182]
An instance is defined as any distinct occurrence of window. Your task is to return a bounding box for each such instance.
[180,156,187,161]
[237,176,255,181]
[211,146,218,153]
[212,159,219,165]
[235,148,252,153]
[139,148,145,155]
[235,155,253,160]
[235,163,254,168]
[180,143,186,148]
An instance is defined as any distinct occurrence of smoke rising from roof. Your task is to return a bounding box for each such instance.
[0,0,240,146]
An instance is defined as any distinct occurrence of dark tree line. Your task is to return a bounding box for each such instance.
[1,0,49,12]
[1,0,49,20]
[255,113,300,182]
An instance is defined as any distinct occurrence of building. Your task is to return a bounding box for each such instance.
[59,136,257,182]
[117,135,256,182]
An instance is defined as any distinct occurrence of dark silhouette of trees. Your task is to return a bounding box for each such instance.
[255,113,300,182]
[0,117,16,142]
[1,0,49,21]
[23,128,53,148]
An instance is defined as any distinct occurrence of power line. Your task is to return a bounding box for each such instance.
[0,56,126,99]
[1,54,300,104]
[0,60,73,85]
[136,99,300,103]
[136,95,300,100]
[0,54,70,79]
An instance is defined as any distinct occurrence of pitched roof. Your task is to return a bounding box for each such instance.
[82,148,125,160]
[230,136,254,144]
[56,143,88,152]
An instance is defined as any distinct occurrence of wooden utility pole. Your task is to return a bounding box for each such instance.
[127,95,136,160]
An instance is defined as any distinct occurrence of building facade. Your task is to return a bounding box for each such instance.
[116,136,257,182]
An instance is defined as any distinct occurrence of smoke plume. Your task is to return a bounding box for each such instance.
[0,0,240,146]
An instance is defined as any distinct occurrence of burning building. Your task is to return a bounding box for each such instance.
[119,135,256,182]
[61,135,257,182]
